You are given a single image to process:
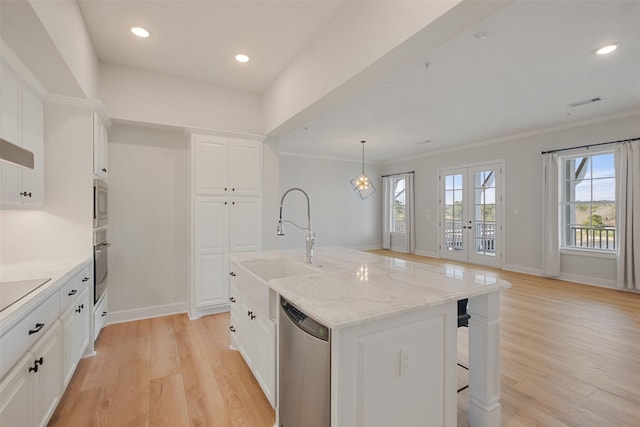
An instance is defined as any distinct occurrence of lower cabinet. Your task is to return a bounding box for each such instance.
[61,287,90,390]
[229,283,276,407]
[0,320,61,427]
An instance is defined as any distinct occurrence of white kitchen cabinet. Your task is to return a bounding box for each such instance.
[228,279,276,407]
[0,321,61,427]
[189,132,263,317]
[60,286,90,390]
[93,113,108,179]
[0,61,44,209]
[94,290,108,342]
[192,134,261,196]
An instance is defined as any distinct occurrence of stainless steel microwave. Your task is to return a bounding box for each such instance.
[93,178,108,228]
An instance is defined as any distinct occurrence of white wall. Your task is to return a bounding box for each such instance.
[107,123,189,318]
[99,62,263,135]
[382,111,640,288]
[277,154,382,250]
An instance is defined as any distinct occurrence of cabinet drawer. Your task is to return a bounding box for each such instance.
[0,291,59,380]
[59,265,92,313]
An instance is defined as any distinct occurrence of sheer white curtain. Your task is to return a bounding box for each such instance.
[541,153,560,276]
[404,173,416,254]
[382,177,391,249]
[615,140,640,290]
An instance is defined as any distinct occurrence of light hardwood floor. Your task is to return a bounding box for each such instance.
[49,251,639,427]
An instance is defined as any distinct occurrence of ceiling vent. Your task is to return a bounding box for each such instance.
[567,97,603,108]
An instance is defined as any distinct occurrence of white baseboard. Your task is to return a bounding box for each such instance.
[107,301,189,325]
[413,249,439,258]
[502,264,545,277]
[188,304,231,320]
[558,272,617,289]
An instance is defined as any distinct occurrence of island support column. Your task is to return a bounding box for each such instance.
[468,291,502,427]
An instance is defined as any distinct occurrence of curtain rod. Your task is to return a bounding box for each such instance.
[541,137,640,155]
[381,170,414,178]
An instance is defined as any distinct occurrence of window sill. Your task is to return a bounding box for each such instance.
[560,248,617,259]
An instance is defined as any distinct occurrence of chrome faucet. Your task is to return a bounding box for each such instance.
[277,188,315,264]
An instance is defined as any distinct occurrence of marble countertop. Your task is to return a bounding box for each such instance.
[229,247,510,329]
[0,256,92,335]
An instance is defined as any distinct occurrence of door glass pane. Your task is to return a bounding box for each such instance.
[473,170,496,256]
[444,173,463,251]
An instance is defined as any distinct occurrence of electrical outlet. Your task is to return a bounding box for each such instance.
[399,347,412,376]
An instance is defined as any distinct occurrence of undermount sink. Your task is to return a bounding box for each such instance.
[241,258,319,282]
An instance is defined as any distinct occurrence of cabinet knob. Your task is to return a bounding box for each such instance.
[229,272,236,277]
[224,201,227,205]
[68,289,78,296]
[82,277,90,282]
[232,188,235,191]
[224,187,227,191]
[102,168,107,173]
[102,311,107,317]
[247,310,252,317]
[229,325,236,333]
[232,201,235,205]
[28,323,45,335]
[250,314,256,320]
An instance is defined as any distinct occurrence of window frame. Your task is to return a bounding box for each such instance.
[558,149,617,255]
[390,177,406,235]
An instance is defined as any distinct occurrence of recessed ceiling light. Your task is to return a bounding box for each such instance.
[131,27,150,38]
[595,43,620,55]
[235,54,250,63]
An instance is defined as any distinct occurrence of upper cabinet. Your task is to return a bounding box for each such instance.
[192,134,261,196]
[0,61,44,209]
[93,113,108,179]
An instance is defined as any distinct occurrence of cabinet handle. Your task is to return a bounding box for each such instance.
[20,191,32,197]
[76,304,84,313]
[82,277,90,282]
[29,357,44,373]
[229,325,236,333]
[229,297,236,303]
[102,168,107,173]
[250,314,256,320]
[247,310,252,317]
[229,272,236,277]
[68,289,78,296]
[28,323,45,335]
[102,311,107,317]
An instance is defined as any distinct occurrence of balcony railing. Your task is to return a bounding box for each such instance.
[444,220,496,254]
[569,225,616,250]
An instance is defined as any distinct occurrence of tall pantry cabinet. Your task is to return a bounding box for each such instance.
[189,132,263,319]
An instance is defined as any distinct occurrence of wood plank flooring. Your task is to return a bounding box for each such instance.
[49,251,639,426]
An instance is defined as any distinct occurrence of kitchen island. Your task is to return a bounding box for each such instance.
[229,247,510,427]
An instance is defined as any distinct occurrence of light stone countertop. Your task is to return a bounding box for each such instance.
[229,247,511,329]
[0,256,92,335]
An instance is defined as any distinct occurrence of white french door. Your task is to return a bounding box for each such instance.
[439,162,503,268]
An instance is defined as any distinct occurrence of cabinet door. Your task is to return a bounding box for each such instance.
[193,197,229,308]
[21,87,44,208]
[252,313,276,407]
[76,287,91,360]
[31,320,61,427]
[237,294,254,367]
[0,62,23,207]
[229,197,262,253]
[229,140,261,196]
[60,303,77,391]
[93,114,108,179]
[0,353,31,427]
[193,135,229,195]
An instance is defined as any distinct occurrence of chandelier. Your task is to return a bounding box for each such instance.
[351,140,376,200]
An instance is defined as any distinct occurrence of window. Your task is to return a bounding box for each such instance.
[391,177,406,233]
[561,151,616,251]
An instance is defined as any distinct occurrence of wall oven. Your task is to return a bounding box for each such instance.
[94,178,108,228]
[94,228,109,304]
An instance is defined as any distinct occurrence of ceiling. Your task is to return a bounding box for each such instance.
[77,0,640,163]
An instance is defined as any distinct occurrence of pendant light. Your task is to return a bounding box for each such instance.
[351,140,376,200]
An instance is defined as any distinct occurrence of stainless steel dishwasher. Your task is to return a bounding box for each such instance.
[279,297,331,427]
